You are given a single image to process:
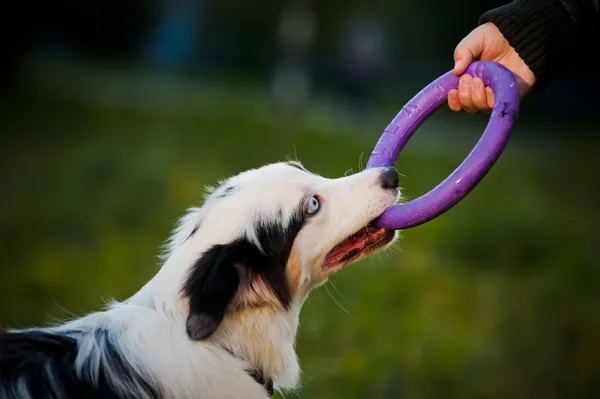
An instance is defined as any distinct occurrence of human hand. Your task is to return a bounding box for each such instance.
[448,22,536,113]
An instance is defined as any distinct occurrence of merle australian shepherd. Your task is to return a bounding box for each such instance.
[0,161,400,398]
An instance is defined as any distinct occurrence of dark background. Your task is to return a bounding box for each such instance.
[1,1,599,398]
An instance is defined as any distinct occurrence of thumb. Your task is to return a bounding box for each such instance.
[453,26,486,75]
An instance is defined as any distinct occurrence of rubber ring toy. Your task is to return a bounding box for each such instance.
[367,60,520,230]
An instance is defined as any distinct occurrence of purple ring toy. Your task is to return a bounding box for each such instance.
[367,60,520,230]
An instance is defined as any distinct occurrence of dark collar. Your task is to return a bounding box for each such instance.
[248,368,274,397]
[222,347,274,397]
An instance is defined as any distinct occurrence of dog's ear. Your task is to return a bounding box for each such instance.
[183,244,241,340]
[182,211,305,340]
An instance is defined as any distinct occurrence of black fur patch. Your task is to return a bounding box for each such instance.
[182,208,305,340]
[183,244,242,340]
[185,224,200,242]
[0,329,160,399]
[213,184,236,199]
[285,161,307,172]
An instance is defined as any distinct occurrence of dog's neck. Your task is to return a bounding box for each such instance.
[209,304,302,389]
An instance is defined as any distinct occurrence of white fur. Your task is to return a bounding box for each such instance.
[7,162,400,399]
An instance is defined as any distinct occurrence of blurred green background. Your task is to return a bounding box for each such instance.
[1,1,599,398]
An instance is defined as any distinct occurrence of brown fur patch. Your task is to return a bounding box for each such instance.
[285,249,303,296]
[230,263,285,311]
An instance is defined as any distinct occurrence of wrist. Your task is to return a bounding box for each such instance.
[479,0,580,92]
[505,46,537,97]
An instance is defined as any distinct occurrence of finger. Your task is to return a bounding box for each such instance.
[448,89,462,111]
[453,52,472,75]
[458,75,477,113]
[453,25,486,75]
[471,78,489,111]
[485,87,495,109]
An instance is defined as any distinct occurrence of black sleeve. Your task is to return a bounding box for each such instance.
[479,0,600,91]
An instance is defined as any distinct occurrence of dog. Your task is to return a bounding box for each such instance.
[0,160,400,398]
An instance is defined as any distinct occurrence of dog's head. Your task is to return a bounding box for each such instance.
[167,161,400,341]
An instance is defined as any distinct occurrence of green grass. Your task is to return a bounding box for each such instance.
[1,73,599,398]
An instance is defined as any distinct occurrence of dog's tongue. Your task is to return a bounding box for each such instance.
[323,236,369,267]
[323,225,387,267]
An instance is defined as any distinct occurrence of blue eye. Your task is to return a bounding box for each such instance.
[307,196,320,214]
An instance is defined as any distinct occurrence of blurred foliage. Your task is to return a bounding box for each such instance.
[1,75,600,399]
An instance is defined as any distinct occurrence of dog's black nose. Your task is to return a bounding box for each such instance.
[379,166,399,190]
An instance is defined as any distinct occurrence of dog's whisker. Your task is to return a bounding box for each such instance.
[323,282,349,315]
[328,280,345,299]
[315,286,323,301]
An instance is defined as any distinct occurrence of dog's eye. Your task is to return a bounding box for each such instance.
[307,196,320,214]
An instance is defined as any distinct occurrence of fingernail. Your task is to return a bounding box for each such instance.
[454,60,463,71]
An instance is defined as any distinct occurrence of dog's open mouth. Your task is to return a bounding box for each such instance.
[323,220,395,268]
